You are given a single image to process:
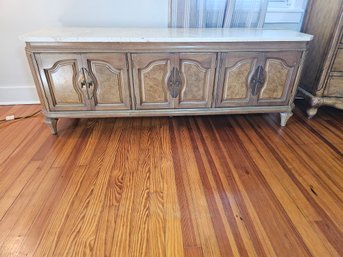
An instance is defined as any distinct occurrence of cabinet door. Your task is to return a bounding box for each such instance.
[177,53,216,108]
[83,53,131,110]
[132,53,174,109]
[216,52,259,107]
[256,51,301,105]
[36,53,88,111]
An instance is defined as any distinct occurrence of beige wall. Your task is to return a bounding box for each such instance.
[0,0,169,104]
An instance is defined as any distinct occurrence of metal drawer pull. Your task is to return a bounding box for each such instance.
[167,67,182,98]
[80,68,94,100]
[250,65,266,96]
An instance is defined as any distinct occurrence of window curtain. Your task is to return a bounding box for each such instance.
[170,0,269,28]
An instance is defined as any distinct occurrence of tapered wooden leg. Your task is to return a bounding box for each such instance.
[44,117,58,135]
[307,107,319,119]
[280,111,293,127]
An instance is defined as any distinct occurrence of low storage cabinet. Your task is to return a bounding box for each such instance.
[22,28,312,134]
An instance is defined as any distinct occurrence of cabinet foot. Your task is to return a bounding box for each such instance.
[280,112,293,127]
[307,107,318,119]
[44,117,58,135]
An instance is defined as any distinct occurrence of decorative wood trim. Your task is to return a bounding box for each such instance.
[211,52,221,108]
[127,53,136,110]
[26,42,308,53]
[42,105,292,119]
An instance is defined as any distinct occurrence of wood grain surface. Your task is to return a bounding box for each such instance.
[0,102,342,257]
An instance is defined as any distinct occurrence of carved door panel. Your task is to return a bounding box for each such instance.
[36,53,88,111]
[256,51,301,105]
[177,53,216,108]
[216,52,260,107]
[83,53,131,110]
[132,53,174,109]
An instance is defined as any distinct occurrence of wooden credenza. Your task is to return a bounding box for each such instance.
[22,28,312,134]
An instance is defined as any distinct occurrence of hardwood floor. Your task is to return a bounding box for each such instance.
[0,102,342,257]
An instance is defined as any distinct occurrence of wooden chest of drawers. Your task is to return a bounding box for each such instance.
[299,0,343,117]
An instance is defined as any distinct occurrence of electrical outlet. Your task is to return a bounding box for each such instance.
[5,115,15,121]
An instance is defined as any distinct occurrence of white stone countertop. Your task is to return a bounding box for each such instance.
[20,27,313,43]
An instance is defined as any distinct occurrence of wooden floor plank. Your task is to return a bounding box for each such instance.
[0,103,342,257]
[230,115,340,257]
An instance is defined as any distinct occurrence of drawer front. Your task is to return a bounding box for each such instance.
[332,48,343,72]
[325,76,343,97]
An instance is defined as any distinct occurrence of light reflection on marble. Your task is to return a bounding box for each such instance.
[20,27,313,43]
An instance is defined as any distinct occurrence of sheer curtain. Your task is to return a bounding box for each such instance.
[170,0,269,28]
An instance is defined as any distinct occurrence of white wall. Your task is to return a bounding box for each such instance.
[0,0,169,104]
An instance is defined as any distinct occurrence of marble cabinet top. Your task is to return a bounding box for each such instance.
[21,27,313,43]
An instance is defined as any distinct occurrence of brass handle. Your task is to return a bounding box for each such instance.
[167,67,182,98]
[250,65,265,96]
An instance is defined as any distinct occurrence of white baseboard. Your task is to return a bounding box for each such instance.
[0,85,40,105]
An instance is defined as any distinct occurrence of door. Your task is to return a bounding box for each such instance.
[177,53,216,108]
[83,53,131,110]
[132,53,217,110]
[132,53,174,109]
[216,51,302,107]
[256,51,301,105]
[216,52,260,107]
[36,53,88,111]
